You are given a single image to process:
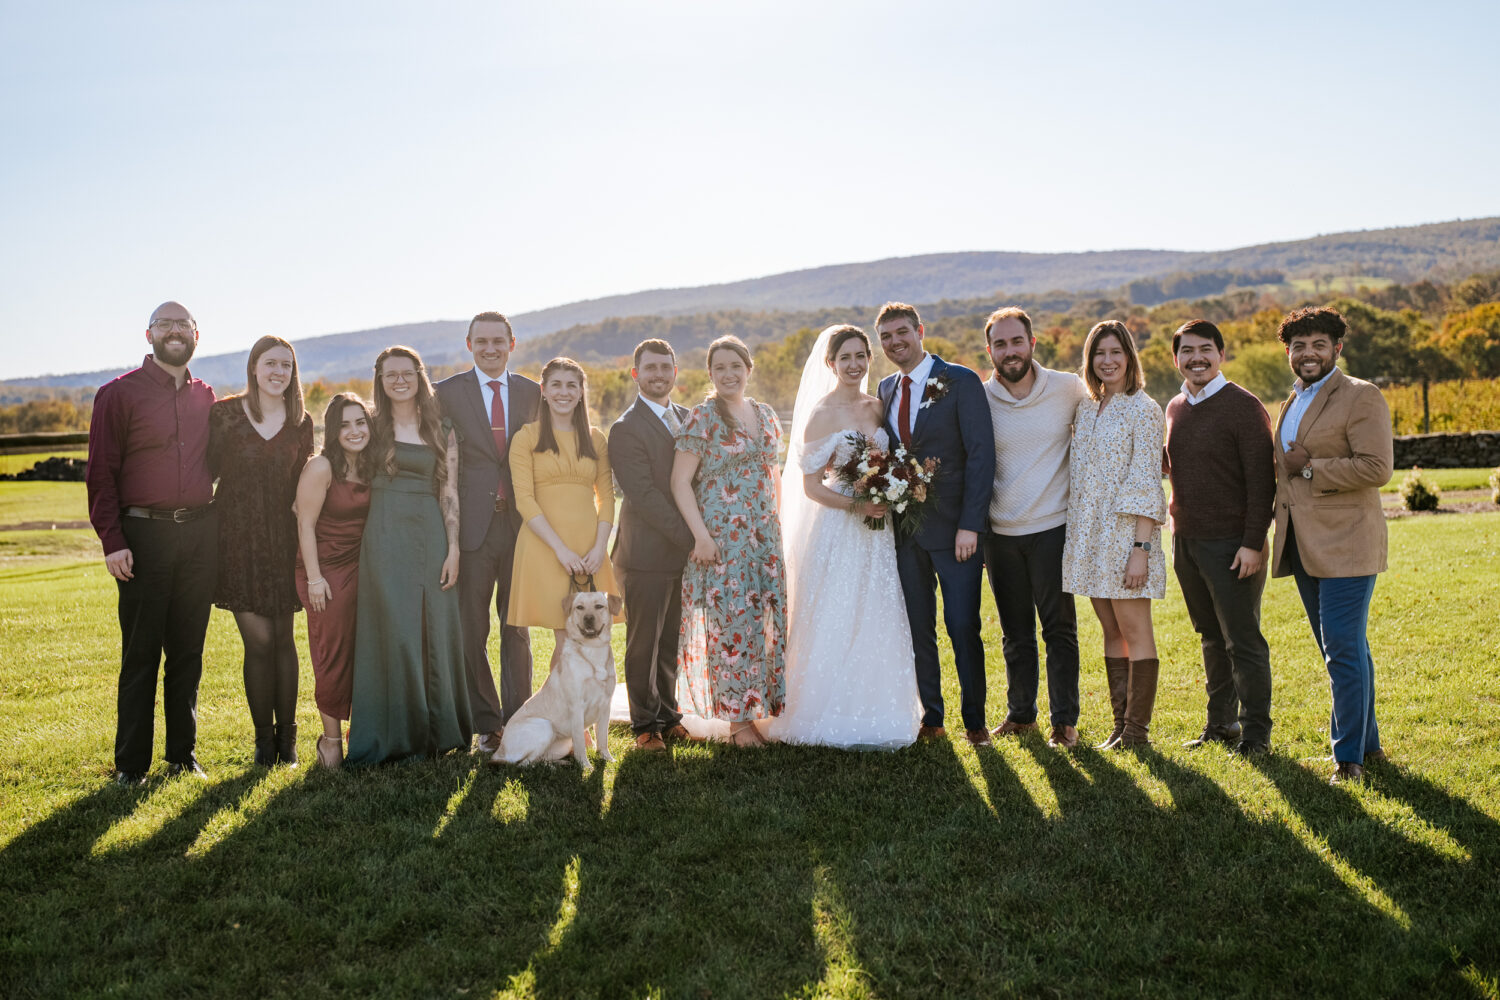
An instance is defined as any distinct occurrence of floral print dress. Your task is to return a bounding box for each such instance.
[1060,389,1168,600]
[675,399,787,721]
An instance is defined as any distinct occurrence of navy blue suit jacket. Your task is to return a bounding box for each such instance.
[878,356,996,551]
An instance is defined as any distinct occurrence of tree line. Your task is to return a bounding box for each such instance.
[6,269,1500,435]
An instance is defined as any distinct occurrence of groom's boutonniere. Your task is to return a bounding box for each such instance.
[920,376,951,409]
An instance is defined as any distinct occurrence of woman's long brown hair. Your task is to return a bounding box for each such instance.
[370,345,448,493]
[533,357,597,460]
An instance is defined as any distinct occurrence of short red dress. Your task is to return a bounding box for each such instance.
[294,476,370,721]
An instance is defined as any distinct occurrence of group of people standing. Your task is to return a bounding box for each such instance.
[87,296,1393,788]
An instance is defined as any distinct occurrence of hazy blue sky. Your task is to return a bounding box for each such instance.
[3,0,1498,378]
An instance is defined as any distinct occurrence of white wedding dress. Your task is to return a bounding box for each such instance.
[766,329,923,750]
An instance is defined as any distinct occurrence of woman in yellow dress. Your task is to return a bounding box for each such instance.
[507,357,621,670]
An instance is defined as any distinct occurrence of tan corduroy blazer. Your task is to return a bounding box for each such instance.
[1271,367,1394,579]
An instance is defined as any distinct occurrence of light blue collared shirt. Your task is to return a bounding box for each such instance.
[1280,368,1336,450]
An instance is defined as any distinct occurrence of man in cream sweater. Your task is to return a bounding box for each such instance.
[981,308,1089,748]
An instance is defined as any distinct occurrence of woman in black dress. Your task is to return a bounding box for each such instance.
[209,335,314,765]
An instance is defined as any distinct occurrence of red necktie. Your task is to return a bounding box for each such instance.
[897,375,913,447]
[489,379,508,498]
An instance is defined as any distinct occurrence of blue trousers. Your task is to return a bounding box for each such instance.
[896,540,987,731]
[1285,529,1381,763]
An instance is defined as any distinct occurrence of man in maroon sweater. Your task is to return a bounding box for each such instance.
[1163,320,1276,755]
[86,301,217,786]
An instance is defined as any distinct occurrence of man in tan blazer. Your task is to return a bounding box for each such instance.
[1270,307,1393,785]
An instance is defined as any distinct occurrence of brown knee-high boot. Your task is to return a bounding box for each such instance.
[1119,658,1160,748]
[1095,656,1131,750]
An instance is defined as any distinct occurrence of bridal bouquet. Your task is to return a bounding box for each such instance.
[834,431,940,534]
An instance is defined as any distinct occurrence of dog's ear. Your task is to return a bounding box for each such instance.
[608,593,624,617]
[562,593,577,617]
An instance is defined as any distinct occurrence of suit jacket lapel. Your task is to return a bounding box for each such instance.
[633,398,675,446]
[462,371,500,461]
[1273,393,1293,458]
[1293,367,1344,442]
[910,356,945,442]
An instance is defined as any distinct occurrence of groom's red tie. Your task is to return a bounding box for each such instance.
[897,375,913,448]
[488,378,509,499]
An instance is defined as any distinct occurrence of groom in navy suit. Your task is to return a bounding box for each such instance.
[876,302,996,745]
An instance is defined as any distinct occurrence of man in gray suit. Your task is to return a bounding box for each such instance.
[435,312,540,754]
[609,339,697,751]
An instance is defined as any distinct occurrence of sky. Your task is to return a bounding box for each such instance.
[3,0,1498,378]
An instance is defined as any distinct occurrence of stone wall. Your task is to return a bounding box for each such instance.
[1393,432,1500,469]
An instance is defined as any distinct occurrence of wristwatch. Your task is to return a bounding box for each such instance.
[1132,541,1152,552]
[1301,462,1313,480]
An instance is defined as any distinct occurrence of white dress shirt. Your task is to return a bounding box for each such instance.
[637,394,679,433]
[1181,371,1228,405]
[889,352,936,440]
[475,367,511,438]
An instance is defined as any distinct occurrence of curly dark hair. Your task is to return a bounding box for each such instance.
[1277,307,1348,346]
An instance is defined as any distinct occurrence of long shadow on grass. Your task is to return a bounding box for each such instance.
[525,738,1001,999]
[1252,755,1500,995]
[0,768,272,996]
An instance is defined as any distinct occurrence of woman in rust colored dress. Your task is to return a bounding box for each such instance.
[294,392,373,768]
[209,335,315,766]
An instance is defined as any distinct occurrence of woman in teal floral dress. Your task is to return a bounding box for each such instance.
[670,335,787,746]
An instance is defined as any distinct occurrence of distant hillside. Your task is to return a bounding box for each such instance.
[13,216,1498,388]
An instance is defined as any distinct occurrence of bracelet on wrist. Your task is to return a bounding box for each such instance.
[307,577,325,587]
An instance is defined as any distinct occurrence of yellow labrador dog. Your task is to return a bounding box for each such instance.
[491,589,622,773]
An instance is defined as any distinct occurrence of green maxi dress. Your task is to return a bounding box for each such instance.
[346,441,472,765]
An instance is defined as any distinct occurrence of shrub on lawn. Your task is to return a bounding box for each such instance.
[1399,467,1442,512]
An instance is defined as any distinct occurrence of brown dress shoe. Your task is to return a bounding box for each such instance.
[475,730,504,755]
[634,732,667,752]
[1364,748,1389,765]
[990,719,1037,738]
[1330,761,1366,785]
[663,724,704,744]
[916,725,947,743]
[1047,725,1079,749]
[964,728,991,747]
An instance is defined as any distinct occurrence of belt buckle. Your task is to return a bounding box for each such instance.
[494,497,509,513]
[171,507,191,523]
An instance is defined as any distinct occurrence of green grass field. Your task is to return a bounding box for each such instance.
[1,490,1497,997]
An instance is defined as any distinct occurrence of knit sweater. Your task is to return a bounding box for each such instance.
[984,364,1089,536]
[1163,380,1275,546]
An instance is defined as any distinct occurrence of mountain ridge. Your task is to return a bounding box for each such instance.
[16,216,1498,389]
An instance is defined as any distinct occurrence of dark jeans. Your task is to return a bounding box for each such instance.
[618,566,685,736]
[1284,524,1380,763]
[115,513,217,773]
[457,509,533,732]
[1173,535,1273,743]
[982,525,1079,727]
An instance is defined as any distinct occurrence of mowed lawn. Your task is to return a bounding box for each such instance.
[0,480,1497,997]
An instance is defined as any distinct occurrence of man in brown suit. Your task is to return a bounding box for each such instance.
[1270,307,1393,785]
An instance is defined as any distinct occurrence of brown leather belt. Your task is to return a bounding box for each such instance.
[493,497,510,512]
[124,503,215,523]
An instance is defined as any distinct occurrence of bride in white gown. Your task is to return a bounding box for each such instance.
[766,324,922,749]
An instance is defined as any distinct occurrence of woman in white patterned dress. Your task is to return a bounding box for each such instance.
[1061,320,1168,750]
[767,325,922,749]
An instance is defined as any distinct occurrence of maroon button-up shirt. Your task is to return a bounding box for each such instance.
[86,355,216,555]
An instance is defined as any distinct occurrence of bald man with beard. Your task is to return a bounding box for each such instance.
[87,302,218,786]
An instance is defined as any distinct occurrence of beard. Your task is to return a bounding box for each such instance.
[151,334,196,367]
[998,356,1032,384]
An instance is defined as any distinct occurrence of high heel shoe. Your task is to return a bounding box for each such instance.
[316,734,343,769]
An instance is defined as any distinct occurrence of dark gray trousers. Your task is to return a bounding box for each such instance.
[982,524,1079,728]
[456,509,533,732]
[619,565,685,736]
[1172,534,1273,743]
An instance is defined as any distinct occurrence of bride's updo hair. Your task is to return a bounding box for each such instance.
[823,325,870,364]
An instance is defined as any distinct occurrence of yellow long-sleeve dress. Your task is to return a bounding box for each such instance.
[506,422,621,629]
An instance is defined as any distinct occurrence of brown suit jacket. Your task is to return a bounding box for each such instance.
[1271,367,1393,579]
